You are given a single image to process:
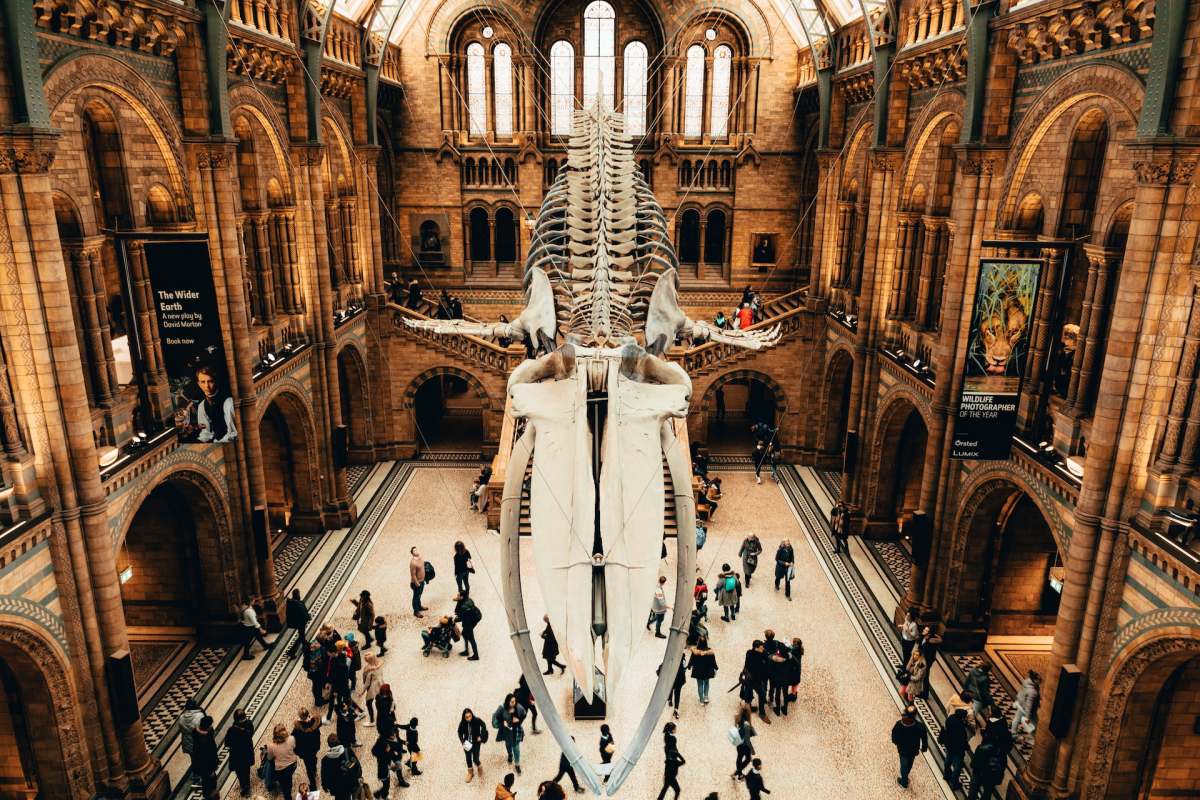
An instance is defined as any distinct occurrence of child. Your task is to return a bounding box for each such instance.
[373,615,388,656]
[399,716,422,776]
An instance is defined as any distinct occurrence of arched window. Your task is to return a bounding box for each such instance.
[466,42,487,136]
[623,41,648,137]
[684,45,705,139]
[550,40,575,136]
[495,207,517,262]
[469,207,491,261]
[494,43,514,138]
[679,209,701,263]
[583,2,616,109]
[710,45,732,139]
[705,209,727,264]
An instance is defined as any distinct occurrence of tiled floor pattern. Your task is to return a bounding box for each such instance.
[815,469,843,500]
[271,533,323,588]
[347,463,372,494]
[866,539,915,597]
[130,637,190,699]
[198,464,947,800]
[145,647,233,753]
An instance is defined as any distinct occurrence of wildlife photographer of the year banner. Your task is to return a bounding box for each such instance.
[142,240,237,444]
[951,258,1042,460]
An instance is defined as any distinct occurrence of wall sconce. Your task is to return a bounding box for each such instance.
[119,565,133,584]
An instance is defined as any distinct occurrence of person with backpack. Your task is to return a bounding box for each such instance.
[890,706,928,789]
[967,739,1005,800]
[493,693,528,774]
[286,588,312,659]
[938,707,971,784]
[738,535,763,587]
[687,637,718,704]
[716,564,742,621]
[730,703,756,780]
[693,577,708,620]
[458,708,488,783]
[409,547,428,618]
[454,591,483,660]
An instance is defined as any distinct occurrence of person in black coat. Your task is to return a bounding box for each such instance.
[598,724,615,768]
[742,640,772,722]
[453,541,473,594]
[773,540,795,599]
[398,717,422,776]
[552,737,585,793]
[371,729,409,797]
[655,722,685,800]
[541,614,566,674]
[968,740,1004,800]
[890,707,928,789]
[286,588,312,659]
[745,758,771,799]
[292,708,323,788]
[457,708,487,782]
[321,735,348,796]
[225,708,255,797]
[336,750,364,800]
[376,684,397,738]
[938,707,971,784]
[454,592,482,660]
[192,715,219,798]
[515,674,541,735]
[666,654,687,718]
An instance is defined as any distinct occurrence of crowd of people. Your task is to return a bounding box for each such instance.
[710,286,766,334]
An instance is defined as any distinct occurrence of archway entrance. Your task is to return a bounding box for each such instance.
[822,352,854,461]
[1105,652,1200,799]
[412,373,483,453]
[259,397,320,536]
[337,348,371,461]
[955,484,1060,652]
[706,376,778,455]
[0,643,74,798]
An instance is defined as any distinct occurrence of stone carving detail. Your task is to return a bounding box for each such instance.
[320,68,358,100]
[1132,157,1197,186]
[0,147,57,174]
[898,46,967,89]
[228,35,296,84]
[1005,0,1155,65]
[33,0,188,56]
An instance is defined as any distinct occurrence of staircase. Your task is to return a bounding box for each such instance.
[389,302,519,380]
[670,285,810,377]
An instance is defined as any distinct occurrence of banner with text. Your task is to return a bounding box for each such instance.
[143,240,237,444]
[951,258,1042,460]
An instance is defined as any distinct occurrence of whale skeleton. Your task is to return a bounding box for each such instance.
[406,96,779,795]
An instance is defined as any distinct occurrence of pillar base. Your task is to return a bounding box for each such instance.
[322,500,356,531]
[938,621,988,652]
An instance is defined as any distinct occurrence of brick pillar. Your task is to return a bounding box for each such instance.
[252,214,276,324]
[889,215,916,319]
[1158,283,1200,468]
[66,242,113,407]
[124,241,171,419]
[1019,244,1063,429]
[1067,245,1117,414]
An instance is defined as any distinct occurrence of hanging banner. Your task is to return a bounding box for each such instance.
[142,240,237,444]
[951,258,1042,460]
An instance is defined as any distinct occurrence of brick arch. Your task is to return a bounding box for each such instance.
[258,386,322,523]
[229,86,296,205]
[1085,632,1200,800]
[943,470,1066,627]
[668,3,772,59]
[402,366,498,449]
[997,62,1142,227]
[864,389,932,521]
[114,467,240,623]
[820,346,854,455]
[900,99,964,207]
[0,618,92,799]
[697,368,788,417]
[427,0,536,53]
[337,342,374,454]
[321,110,355,195]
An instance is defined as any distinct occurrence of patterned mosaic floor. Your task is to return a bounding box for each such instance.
[270,532,322,588]
[144,646,233,753]
[949,653,1037,761]
[130,637,189,699]
[346,463,372,494]
[866,539,915,597]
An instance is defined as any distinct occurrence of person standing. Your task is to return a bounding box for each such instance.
[371,732,397,798]
[906,648,929,701]
[745,758,771,799]
[541,615,567,674]
[515,674,541,735]
[742,641,772,723]
[830,502,850,555]
[268,723,299,798]
[321,733,348,794]
[598,724,615,769]
[716,564,741,622]
[373,615,389,656]
[665,654,687,718]
[738,535,763,587]
[899,609,920,669]
[375,684,397,738]
[286,588,312,659]
[731,703,756,780]
[967,739,1004,800]
[763,630,789,715]
[493,693,528,774]
[938,707,971,785]
[352,590,376,647]
[397,717,422,777]
[454,591,482,660]
[336,750,364,800]
[687,637,718,704]
[408,548,428,618]
[655,722,685,800]
[177,698,204,786]
[772,541,795,600]
[453,541,474,594]
[240,598,272,659]
[646,575,670,638]
[192,715,218,798]
[292,708,322,788]
[360,650,383,724]
[458,708,487,783]
[890,707,928,789]
[225,708,255,797]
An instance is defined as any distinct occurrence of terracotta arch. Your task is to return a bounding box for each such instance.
[337,343,374,457]
[402,366,496,450]
[901,98,965,204]
[699,369,788,418]
[0,618,92,799]
[865,390,932,522]
[1085,632,1200,800]
[229,83,296,202]
[821,347,854,455]
[258,387,323,531]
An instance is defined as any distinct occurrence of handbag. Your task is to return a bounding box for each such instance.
[726,726,743,746]
[787,565,795,580]
[604,742,615,754]
[463,739,473,751]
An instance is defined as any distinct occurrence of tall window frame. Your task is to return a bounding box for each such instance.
[493,43,514,138]
[683,45,706,140]
[466,42,487,137]
[550,40,575,137]
[623,41,648,136]
[583,1,616,109]
[709,45,733,140]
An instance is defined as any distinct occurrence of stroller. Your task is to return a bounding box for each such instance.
[420,618,459,658]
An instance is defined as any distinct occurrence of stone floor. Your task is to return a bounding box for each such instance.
[207,466,949,800]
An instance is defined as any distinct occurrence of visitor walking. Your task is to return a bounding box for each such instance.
[731,703,757,779]
[177,698,204,787]
[352,590,376,647]
[665,653,687,718]
[408,548,428,618]
[738,534,763,586]
[286,588,312,658]
[541,615,567,674]
[453,541,474,594]
[493,693,528,774]
[745,757,771,799]
[687,637,718,704]
[1010,670,1041,739]
[716,564,742,621]
[646,575,670,638]
[292,708,322,788]
[552,739,585,793]
[515,674,541,735]
[964,663,994,723]
[240,598,273,659]
[655,722,685,800]
[225,708,255,797]
[454,591,482,660]
[967,739,1004,800]
[772,541,795,600]
[938,707,971,785]
[192,715,218,798]
[458,708,488,783]
[830,501,850,554]
[890,706,928,789]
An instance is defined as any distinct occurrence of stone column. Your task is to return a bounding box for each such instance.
[1067,245,1117,414]
[1161,281,1200,468]
[889,216,914,319]
[252,214,276,324]
[68,243,113,407]
[834,202,853,288]
[124,240,170,417]
[914,216,944,328]
[1020,244,1064,425]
